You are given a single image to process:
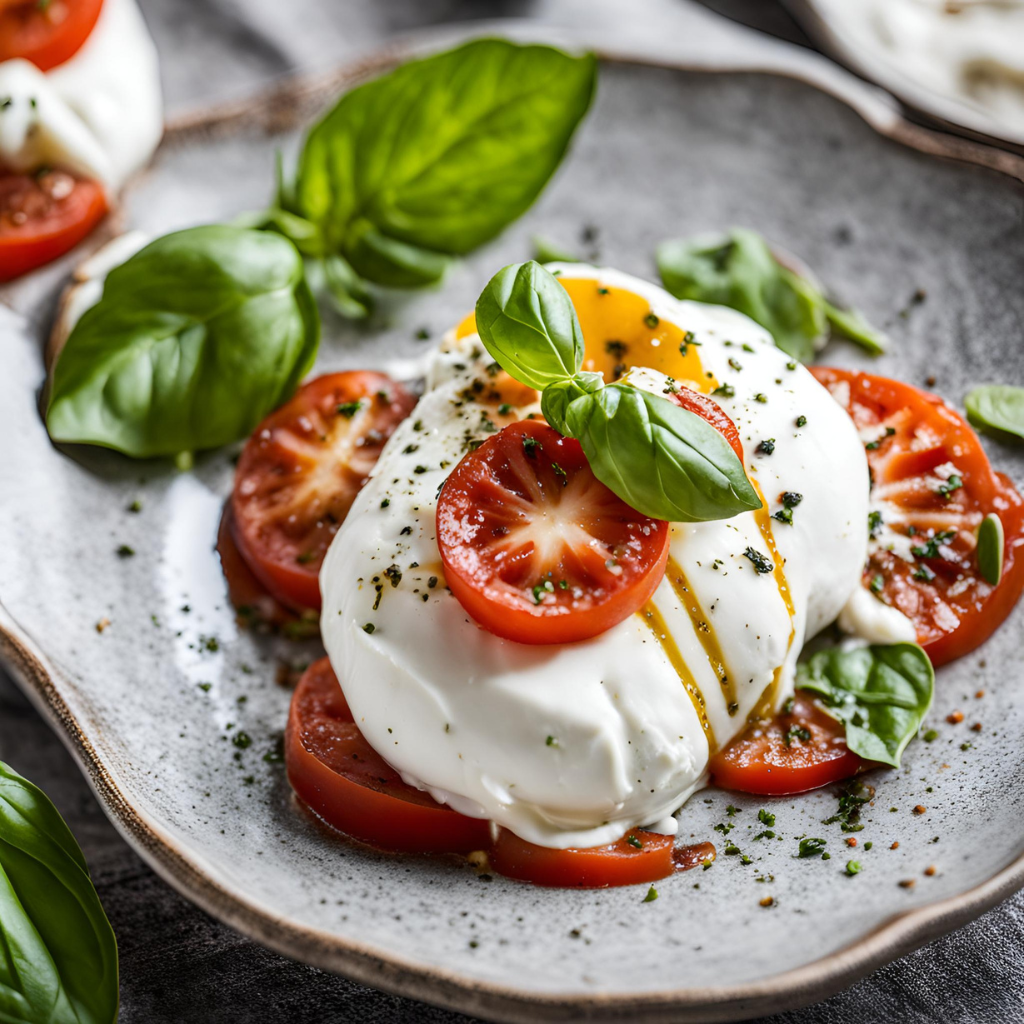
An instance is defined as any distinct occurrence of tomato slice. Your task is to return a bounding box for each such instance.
[0,171,107,281]
[0,0,104,70]
[231,372,416,613]
[285,658,492,854]
[436,420,670,645]
[709,694,863,796]
[216,504,319,635]
[669,386,743,461]
[490,828,676,889]
[812,367,1024,666]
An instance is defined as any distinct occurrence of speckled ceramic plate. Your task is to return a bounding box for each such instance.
[3,22,1024,1024]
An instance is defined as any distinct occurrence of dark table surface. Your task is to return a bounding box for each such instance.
[3,1,1023,1021]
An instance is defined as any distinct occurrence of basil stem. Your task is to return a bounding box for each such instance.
[796,643,935,768]
[0,761,118,1024]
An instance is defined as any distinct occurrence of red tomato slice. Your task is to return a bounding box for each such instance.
[489,828,676,889]
[436,420,670,645]
[216,504,316,634]
[709,694,863,796]
[0,0,103,70]
[669,386,743,461]
[285,658,492,854]
[812,367,1024,666]
[0,171,107,281]
[231,372,416,613]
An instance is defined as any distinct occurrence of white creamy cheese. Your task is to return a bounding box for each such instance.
[0,0,162,189]
[320,267,874,849]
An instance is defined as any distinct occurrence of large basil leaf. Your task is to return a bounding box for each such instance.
[476,261,584,390]
[563,383,762,522]
[292,39,597,286]
[656,228,886,362]
[965,385,1024,443]
[0,762,117,1024]
[796,643,934,768]
[47,226,319,459]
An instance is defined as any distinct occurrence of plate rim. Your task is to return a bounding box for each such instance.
[4,28,1024,1023]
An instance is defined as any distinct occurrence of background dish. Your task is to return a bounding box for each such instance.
[2,32,1024,1023]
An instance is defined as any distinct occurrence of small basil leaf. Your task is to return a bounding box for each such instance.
[532,235,581,264]
[0,761,118,1024]
[796,643,934,769]
[46,226,320,459]
[475,261,584,390]
[965,385,1024,443]
[564,383,762,522]
[294,39,596,284]
[540,371,603,435]
[977,513,1004,586]
[657,229,886,361]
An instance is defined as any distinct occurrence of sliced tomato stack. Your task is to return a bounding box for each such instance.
[224,371,415,623]
[286,657,696,886]
[0,0,111,280]
[811,367,1024,666]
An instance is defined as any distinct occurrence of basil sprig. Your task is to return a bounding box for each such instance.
[796,643,934,768]
[46,226,319,459]
[0,761,118,1024]
[656,228,886,363]
[262,39,596,314]
[474,260,761,523]
[965,385,1024,444]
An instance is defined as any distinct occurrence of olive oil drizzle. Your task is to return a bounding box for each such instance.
[665,556,738,716]
[750,479,797,719]
[641,601,717,753]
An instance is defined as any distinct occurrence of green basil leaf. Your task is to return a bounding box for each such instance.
[977,512,1004,586]
[796,643,934,768]
[540,371,603,435]
[46,225,320,459]
[563,383,762,522]
[475,261,584,390]
[656,228,886,362]
[0,761,117,1024]
[293,39,596,284]
[965,385,1024,443]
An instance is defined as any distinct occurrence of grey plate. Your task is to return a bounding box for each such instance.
[2,25,1024,1024]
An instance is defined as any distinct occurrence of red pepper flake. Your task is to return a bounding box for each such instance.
[759,896,774,908]
[95,617,111,633]
[975,690,985,699]
[913,805,927,815]
[970,722,982,732]
[898,879,916,889]
[924,865,937,877]
[891,841,900,850]
[846,837,858,847]
[946,710,964,724]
